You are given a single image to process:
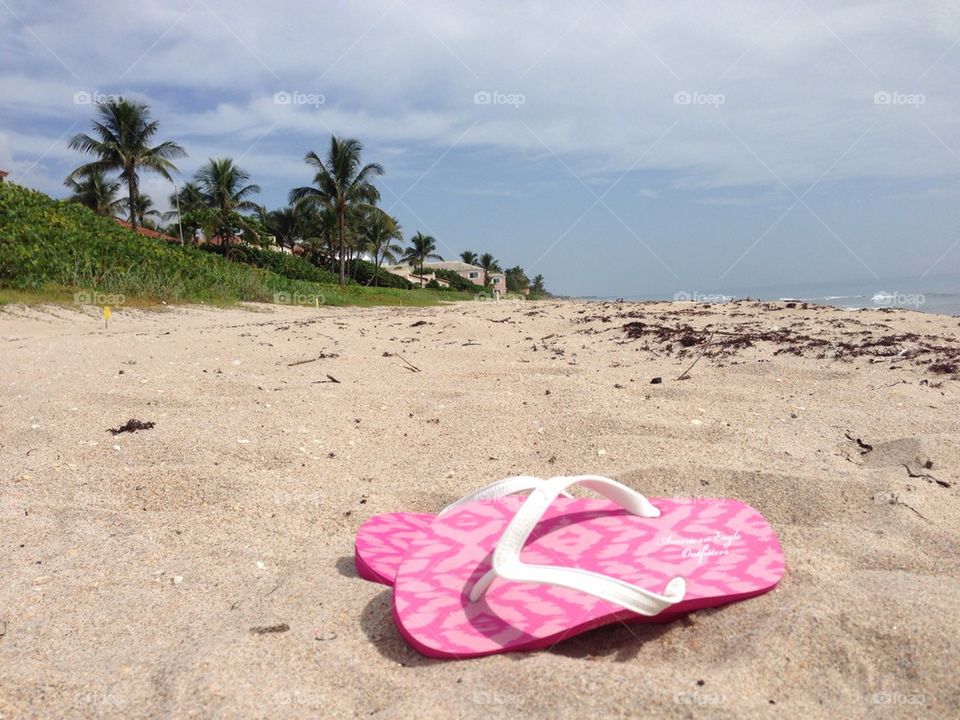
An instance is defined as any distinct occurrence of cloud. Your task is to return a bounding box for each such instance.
[5,0,958,189]
[3,0,959,290]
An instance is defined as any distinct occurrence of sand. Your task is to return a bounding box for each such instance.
[1,298,958,719]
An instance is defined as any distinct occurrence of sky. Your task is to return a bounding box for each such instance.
[2,0,959,298]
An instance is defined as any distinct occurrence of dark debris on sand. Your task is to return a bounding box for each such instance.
[249,623,289,635]
[569,302,960,379]
[107,419,155,435]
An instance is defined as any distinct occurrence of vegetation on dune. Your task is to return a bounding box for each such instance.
[197,242,341,284]
[0,183,298,302]
[0,183,469,307]
[39,99,551,305]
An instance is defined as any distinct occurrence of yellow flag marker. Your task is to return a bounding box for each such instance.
[103,305,111,329]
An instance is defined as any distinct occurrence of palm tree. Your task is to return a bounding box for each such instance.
[164,181,206,243]
[362,209,403,286]
[195,158,261,215]
[402,232,442,287]
[63,169,124,216]
[531,274,546,295]
[478,252,502,287]
[194,157,261,243]
[504,265,530,293]
[131,194,162,227]
[263,206,303,252]
[342,205,367,278]
[173,181,205,215]
[460,250,478,265]
[290,136,384,286]
[161,181,207,244]
[299,207,338,266]
[165,181,205,218]
[67,99,186,231]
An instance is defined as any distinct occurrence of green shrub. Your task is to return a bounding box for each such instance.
[346,259,413,289]
[0,183,327,303]
[433,268,481,292]
[198,242,341,284]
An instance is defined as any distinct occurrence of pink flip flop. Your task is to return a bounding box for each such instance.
[392,475,785,658]
[355,511,435,584]
[354,476,568,585]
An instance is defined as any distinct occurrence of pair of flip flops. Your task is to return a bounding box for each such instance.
[355,475,785,658]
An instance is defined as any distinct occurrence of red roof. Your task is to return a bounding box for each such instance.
[0,169,9,178]
[114,218,177,242]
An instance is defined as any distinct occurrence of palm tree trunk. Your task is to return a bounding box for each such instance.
[419,260,424,287]
[127,173,138,232]
[365,248,375,286]
[373,249,381,287]
[338,209,346,287]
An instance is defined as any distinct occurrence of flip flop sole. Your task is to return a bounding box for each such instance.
[393,497,784,658]
[355,512,434,584]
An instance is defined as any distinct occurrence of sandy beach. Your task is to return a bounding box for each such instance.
[1,299,958,719]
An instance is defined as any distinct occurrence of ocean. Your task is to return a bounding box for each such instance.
[605,273,960,316]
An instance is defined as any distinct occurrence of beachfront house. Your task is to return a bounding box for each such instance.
[421,260,507,296]
[0,169,8,183]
